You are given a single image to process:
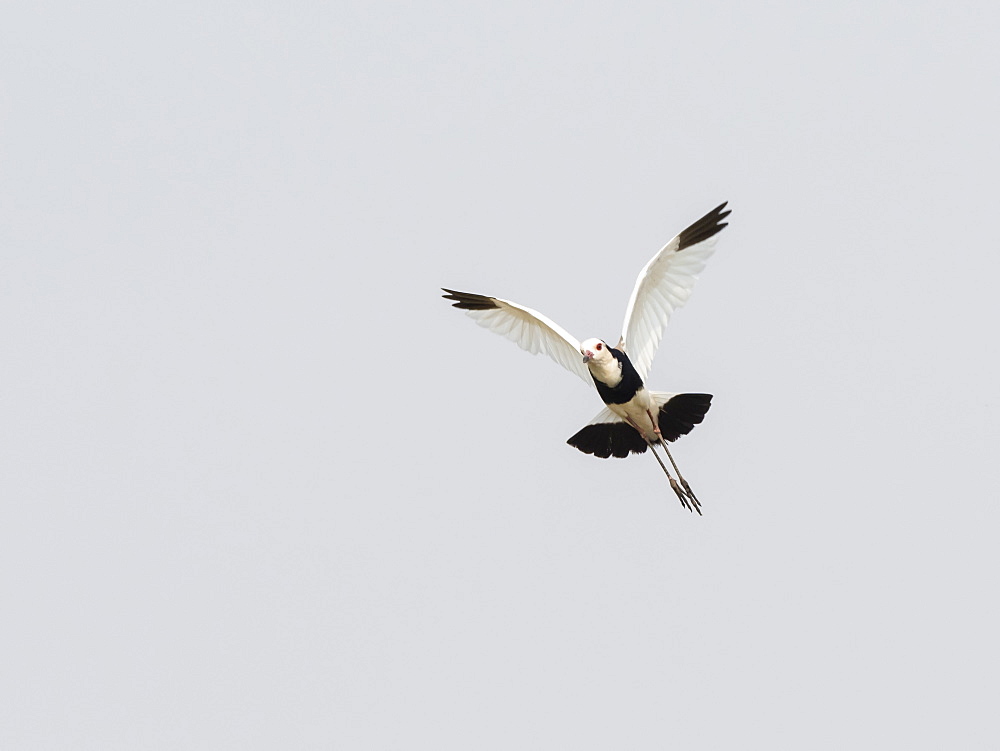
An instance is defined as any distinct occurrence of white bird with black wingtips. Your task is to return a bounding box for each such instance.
[442,202,730,514]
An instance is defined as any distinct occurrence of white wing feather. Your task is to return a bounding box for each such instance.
[619,203,730,381]
[442,289,593,387]
[585,405,624,424]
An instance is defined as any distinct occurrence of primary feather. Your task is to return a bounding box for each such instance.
[441,289,593,386]
[619,202,730,380]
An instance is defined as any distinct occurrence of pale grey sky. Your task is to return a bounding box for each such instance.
[3,1,999,748]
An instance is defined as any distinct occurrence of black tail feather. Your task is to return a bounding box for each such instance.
[567,422,649,459]
[567,394,713,458]
[658,393,713,442]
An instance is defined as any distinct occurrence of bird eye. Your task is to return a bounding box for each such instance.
[596,343,603,350]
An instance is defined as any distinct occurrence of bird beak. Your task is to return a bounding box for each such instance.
[582,351,592,363]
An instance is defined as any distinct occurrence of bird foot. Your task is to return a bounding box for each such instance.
[680,478,702,516]
[669,477,701,515]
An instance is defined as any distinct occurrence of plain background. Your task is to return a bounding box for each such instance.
[3,1,999,748]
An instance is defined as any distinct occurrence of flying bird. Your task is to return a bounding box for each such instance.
[442,202,730,514]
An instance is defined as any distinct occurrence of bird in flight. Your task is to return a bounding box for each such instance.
[442,203,730,514]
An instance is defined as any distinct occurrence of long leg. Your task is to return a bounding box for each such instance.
[624,416,697,514]
[651,443,699,514]
[646,409,703,515]
[663,444,701,510]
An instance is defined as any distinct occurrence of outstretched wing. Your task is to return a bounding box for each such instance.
[442,289,593,387]
[618,202,730,381]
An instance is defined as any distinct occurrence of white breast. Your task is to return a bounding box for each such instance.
[586,357,622,387]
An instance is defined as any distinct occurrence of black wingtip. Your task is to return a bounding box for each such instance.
[441,288,500,310]
[677,202,730,251]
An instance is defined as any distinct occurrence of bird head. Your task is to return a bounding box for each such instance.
[580,338,612,364]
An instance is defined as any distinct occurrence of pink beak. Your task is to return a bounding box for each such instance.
[582,350,593,363]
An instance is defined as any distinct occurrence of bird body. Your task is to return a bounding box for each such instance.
[443,203,730,513]
[581,339,655,438]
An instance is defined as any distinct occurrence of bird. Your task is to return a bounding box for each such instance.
[442,202,730,514]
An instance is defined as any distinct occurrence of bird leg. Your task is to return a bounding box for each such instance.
[625,416,697,514]
[646,409,703,516]
[663,444,701,513]
[650,443,698,514]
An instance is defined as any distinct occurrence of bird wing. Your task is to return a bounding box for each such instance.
[442,289,593,387]
[618,202,730,381]
[584,405,624,424]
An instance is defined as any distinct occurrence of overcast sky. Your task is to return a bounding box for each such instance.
[3,1,999,748]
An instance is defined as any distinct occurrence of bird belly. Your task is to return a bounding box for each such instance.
[607,389,657,440]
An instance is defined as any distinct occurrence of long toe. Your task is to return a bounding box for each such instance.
[681,484,702,515]
[681,479,700,503]
[669,478,691,511]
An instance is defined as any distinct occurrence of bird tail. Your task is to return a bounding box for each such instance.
[566,408,647,458]
[651,392,713,442]
[566,393,713,459]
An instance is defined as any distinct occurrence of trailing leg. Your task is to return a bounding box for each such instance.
[647,409,702,515]
[625,416,697,514]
